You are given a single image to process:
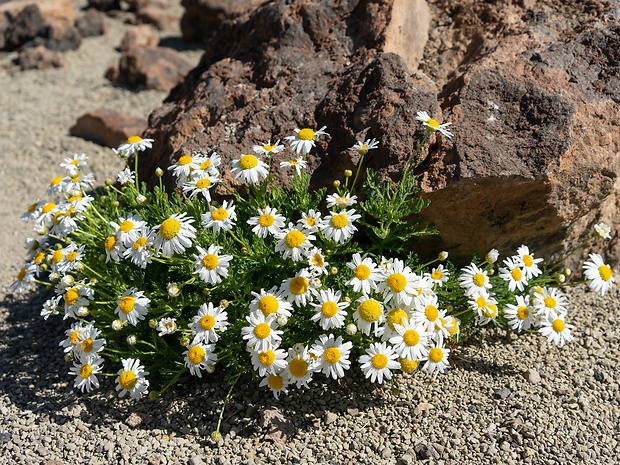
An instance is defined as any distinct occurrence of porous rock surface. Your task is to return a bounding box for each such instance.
[142,0,620,268]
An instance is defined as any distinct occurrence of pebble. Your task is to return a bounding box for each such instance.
[526,368,541,384]
[495,387,512,399]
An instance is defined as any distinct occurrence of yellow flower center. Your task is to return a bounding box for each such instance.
[16,268,27,281]
[66,251,78,262]
[200,315,216,330]
[431,270,443,280]
[289,159,298,165]
[289,358,308,378]
[79,364,93,379]
[160,218,181,240]
[119,296,136,314]
[552,319,566,333]
[400,357,419,373]
[517,306,529,320]
[267,374,284,390]
[71,175,80,183]
[297,128,315,141]
[323,347,341,364]
[239,154,259,170]
[403,329,420,346]
[258,350,276,366]
[178,155,193,166]
[52,250,65,264]
[119,220,134,233]
[330,214,349,229]
[522,255,533,267]
[305,217,317,226]
[426,118,440,130]
[42,202,56,214]
[119,370,138,390]
[321,301,339,318]
[200,160,212,170]
[27,203,38,213]
[201,254,219,270]
[284,230,306,249]
[424,305,439,322]
[104,236,116,252]
[127,136,143,144]
[511,268,522,281]
[448,319,459,336]
[212,208,228,221]
[472,273,486,287]
[253,322,271,340]
[544,296,557,309]
[387,273,407,292]
[387,309,409,330]
[64,288,80,306]
[371,353,388,369]
[258,213,275,227]
[50,176,63,186]
[358,299,382,322]
[34,251,45,264]
[476,296,487,309]
[81,338,94,353]
[68,195,82,203]
[599,264,613,281]
[196,178,211,189]
[289,276,309,295]
[263,144,275,152]
[52,212,63,225]
[133,237,147,250]
[188,345,206,365]
[69,329,81,345]
[428,347,444,363]
[258,296,279,316]
[483,304,498,318]
[311,253,324,267]
[354,264,371,280]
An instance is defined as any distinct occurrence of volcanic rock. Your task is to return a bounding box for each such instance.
[87,0,121,12]
[135,6,180,31]
[70,109,148,148]
[19,44,65,70]
[75,8,108,38]
[119,24,158,52]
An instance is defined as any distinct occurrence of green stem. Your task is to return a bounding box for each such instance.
[215,373,241,435]
[350,153,366,193]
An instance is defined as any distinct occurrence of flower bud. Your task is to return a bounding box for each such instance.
[563,268,571,276]
[105,178,113,186]
[333,180,341,188]
[64,353,74,363]
[345,323,358,336]
[111,320,123,331]
[276,314,288,326]
[155,167,164,177]
[330,266,338,275]
[49,272,59,282]
[76,306,89,317]
[293,343,305,354]
[98,254,106,262]
[211,431,223,442]
[241,247,248,254]
[219,299,229,309]
[112,201,120,208]
[74,262,84,272]
[310,277,322,288]
[60,275,74,288]
[556,274,566,284]
[126,335,137,345]
[136,194,147,205]
[167,283,180,298]
[343,296,351,303]
[149,319,158,329]
[180,336,191,347]
[344,169,353,178]
[486,248,499,264]
[438,251,449,261]
[148,391,160,401]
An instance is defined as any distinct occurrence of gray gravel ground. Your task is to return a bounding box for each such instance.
[1,2,619,465]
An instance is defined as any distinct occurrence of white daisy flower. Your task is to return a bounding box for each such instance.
[516,245,543,280]
[153,213,197,256]
[41,296,61,320]
[503,295,533,332]
[241,312,282,352]
[306,247,329,275]
[69,354,104,393]
[358,342,400,384]
[113,135,154,159]
[193,245,233,284]
[250,287,293,319]
[47,174,67,196]
[104,234,124,263]
[346,253,382,294]
[10,264,36,294]
[280,269,317,307]
[284,346,316,388]
[253,140,285,157]
[182,174,219,201]
[411,294,446,332]
[425,264,450,287]
[310,334,352,380]
[285,126,329,155]
[310,289,349,330]
[353,296,385,336]
[594,222,611,239]
[67,193,93,214]
[349,138,379,156]
[251,347,288,377]
[201,200,237,233]
[458,263,492,296]
[382,306,411,341]
[377,258,418,306]
[116,358,150,399]
[532,287,568,319]
[499,256,528,292]
[422,345,450,375]
[297,209,322,232]
[325,192,358,209]
[259,372,289,399]
[389,320,431,361]
[415,111,453,139]
[62,172,95,194]
[231,153,269,185]
[34,201,59,228]
[157,317,178,336]
[468,290,499,325]
[184,342,217,377]
[116,168,135,186]
[123,226,155,269]
[189,302,229,343]
[73,323,106,361]
[61,284,94,320]
[111,213,147,248]
[247,206,286,238]
[583,253,614,296]
[280,156,307,176]
[275,224,315,261]
[115,288,150,326]
[538,314,574,347]
[60,153,88,170]
[192,151,222,177]
[60,321,88,354]
[168,153,202,185]
[21,199,44,223]
[321,208,360,243]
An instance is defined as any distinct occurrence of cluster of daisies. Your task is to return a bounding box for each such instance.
[12,111,616,401]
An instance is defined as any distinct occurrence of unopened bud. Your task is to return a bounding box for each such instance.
[345,323,358,336]
[330,266,338,275]
[136,194,147,205]
[148,391,160,400]
[111,320,123,331]
[486,248,499,264]
[76,306,89,317]
[49,272,60,282]
[556,274,566,284]
[310,278,322,288]
[563,268,571,276]
[211,431,223,442]
[276,314,288,326]
[180,336,191,347]
[155,167,164,177]
[344,169,353,178]
[60,275,74,288]
[167,283,180,298]
[105,178,113,186]
[112,201,120,208]
[99,254,106,262]
[333,180,341,188]
[343,296,351,303]
[126,335,137,345]
[219,299,229,309]
[64,353,74,363]
[439,251,449,261]
[293,343,305,354]
[149,319,158,329]
[74,262,84,272]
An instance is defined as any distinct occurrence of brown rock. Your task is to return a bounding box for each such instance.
[70,109,148,148]
[135,6,179,31]
[109,46,194,91]
[1,4,46,51]
[120,24,158,52]
[18,44,65,70]
[87,0,121,11]
[126,0,152,10]
[75,8,108,38]
[259,408,295,445]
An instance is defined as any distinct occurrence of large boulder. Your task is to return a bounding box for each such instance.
[141,0,619,268]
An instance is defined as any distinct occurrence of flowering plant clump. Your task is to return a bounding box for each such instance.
[14,114,614,428]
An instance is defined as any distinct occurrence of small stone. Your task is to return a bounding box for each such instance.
[381,446,392,458]
[188,456,203,465]
[259,407,296,445]
[324,412,338,425]
[526,369,541,384]
[494,387,512,399]
[415,402,434,414]
[148,455,161,465]
[347,408,359,416]
[125,412,151,428]
[397,454,415,465]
